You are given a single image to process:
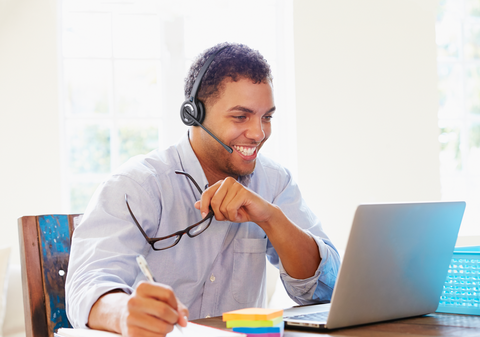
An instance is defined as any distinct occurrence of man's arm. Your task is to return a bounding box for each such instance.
[88,282,189,337]
[196,177,320,279]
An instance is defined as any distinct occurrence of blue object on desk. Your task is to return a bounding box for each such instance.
[437,246,480,315]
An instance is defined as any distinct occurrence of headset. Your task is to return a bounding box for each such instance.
[180,46,233,154]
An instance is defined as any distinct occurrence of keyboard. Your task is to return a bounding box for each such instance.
[287,311,329,322]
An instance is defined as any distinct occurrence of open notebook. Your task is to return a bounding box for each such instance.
[56,322,245,337]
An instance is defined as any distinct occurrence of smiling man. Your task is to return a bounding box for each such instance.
[190,78,275,181]
[66,43,340,337]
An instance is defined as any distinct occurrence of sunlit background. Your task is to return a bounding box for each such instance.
[59,0,480,238]
[437,0,480,236]
[2,0,480,267]
[59,0,296,213]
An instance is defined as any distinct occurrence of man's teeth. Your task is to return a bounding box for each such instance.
[234,146,256,156]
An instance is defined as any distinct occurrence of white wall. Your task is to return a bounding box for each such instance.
[0,0,61,264]
[293,0,441,251]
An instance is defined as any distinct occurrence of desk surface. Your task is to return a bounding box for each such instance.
[193,313,480,337]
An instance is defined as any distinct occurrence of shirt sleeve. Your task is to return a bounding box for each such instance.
[65,171,161,328]
[265,166,340,304]
[275,234,339,304]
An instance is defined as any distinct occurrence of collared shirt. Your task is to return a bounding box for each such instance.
[65,133,340,328]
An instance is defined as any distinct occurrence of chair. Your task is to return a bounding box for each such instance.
[18,214,82,337]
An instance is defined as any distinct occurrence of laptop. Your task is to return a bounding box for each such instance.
[283,201,466,330]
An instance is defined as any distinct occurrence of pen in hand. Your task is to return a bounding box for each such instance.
[136,255,185,334]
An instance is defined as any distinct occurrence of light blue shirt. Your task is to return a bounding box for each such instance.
[66,133,340,328]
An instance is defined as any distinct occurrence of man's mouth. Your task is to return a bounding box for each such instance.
[233,145,256,157]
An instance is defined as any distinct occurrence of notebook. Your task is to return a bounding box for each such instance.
[283,201,466,330]
[56,322,245,337]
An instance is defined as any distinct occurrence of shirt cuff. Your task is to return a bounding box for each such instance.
[66,281,133,328]
[278,233,339,304]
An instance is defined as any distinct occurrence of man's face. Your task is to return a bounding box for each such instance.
[191,77,275,180]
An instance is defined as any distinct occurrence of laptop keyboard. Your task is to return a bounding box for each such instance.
[288,311,329,322]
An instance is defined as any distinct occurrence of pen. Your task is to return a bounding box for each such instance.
[136,255,184,334]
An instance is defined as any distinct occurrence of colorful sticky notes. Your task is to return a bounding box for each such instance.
[236,333,281,337]
[223,308,284,337]
[226,316,283,329]
[223,308,283,321]
[232,322,284,334]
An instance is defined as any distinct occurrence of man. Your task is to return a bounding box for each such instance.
[66,42,340,337]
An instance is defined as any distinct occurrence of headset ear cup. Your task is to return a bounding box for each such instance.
[196,101,205,124]
[182,46,227,127]
[180,100,197,126]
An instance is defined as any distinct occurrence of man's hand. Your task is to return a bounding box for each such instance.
[195,177,276,226]
[88,282,189,337]
[195,176,321,280]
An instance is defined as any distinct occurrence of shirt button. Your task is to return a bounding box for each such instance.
[210,275,215,282]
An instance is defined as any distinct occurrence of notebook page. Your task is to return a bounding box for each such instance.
[57,322,245,337]
[170,322,245,336]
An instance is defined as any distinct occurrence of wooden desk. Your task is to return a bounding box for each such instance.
[193,313,480,336]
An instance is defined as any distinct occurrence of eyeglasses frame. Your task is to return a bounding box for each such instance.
[125,170,214,251]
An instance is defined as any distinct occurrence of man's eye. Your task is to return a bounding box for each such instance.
[264,115,273,121]
[234,116,246,120]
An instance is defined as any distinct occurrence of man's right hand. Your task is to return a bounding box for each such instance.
[88,282,189,337]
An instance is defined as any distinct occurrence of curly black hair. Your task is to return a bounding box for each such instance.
[184,42,273,107]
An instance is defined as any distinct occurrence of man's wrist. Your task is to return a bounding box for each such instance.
[88,290,129,334]
[256,203,284,233]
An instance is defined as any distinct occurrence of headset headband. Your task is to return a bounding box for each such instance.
[188,46,228,103]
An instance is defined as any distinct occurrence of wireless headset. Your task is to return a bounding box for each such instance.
[180,46,233,154]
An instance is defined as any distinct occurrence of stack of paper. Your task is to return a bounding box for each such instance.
[222,308,284,337]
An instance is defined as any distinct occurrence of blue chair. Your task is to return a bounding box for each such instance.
[18,214,81,337]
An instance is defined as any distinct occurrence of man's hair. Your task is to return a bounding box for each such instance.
[184,42,273,107]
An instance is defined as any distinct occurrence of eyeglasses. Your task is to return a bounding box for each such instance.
[125,170,214,251]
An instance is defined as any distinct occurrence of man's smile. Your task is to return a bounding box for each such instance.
[233,145,257,158]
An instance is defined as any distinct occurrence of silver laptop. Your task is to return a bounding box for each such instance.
[283,201,466,330]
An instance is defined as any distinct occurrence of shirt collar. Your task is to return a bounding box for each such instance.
[238,171,254,187]
[175,131,209,196]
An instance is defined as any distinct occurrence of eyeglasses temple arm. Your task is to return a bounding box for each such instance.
[174,170,204,195]
[125,194,151,241]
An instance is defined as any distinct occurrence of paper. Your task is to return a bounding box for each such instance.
[169,323,245,336]
[57,322,245,337]
[55,329,119,337]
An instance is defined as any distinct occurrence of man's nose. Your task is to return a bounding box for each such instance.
[246,118,265,142]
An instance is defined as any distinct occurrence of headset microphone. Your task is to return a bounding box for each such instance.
[182,109,233,154]
[180,46,233,154]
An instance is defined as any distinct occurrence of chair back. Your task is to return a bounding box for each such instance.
[18,214,81,337]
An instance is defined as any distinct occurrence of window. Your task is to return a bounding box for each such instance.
[60,0,296,213]
[437,0,480,235]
